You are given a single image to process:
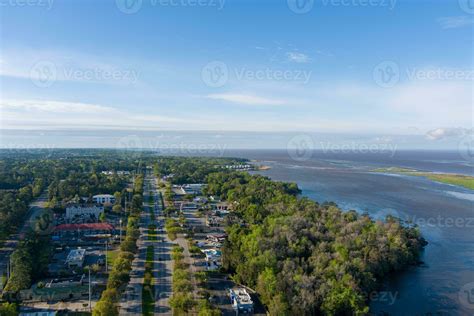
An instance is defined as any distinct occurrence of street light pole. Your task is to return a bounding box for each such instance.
[88,267,92,312]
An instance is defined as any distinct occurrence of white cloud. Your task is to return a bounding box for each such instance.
[384,80,472,127]
[0,99,197,130]
[286,52,311,63]
[0,48,140,85]
[206,93,286,106]
[0,99,115,114]
[437,16,474,29]
[425,128,470,140]
[315,50,334,57]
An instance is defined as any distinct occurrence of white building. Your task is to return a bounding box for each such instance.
[203,248,222,271]
[101,170,131,176]
[93,194,115,205]
[65,248,86,268]
[66,204,104,220]
[173,184,205,195]
[229,287,254,314]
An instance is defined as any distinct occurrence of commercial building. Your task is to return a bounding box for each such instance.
[53,223,115,239]
[93,194,115,205]
[65,248,86,268]
[65,204,104,221]
[229,287,254,314]
[203,248,222,271]
[19,275,89,302]
[101,170,131,176]
[207,233,227,243]
[173,184,205,195]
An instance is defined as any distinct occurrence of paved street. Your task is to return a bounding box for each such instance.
[119,172,173,315]
[151,175,173,315]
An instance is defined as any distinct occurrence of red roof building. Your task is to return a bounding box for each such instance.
[54,223,115,232]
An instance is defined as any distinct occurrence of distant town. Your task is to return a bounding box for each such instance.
[0,152,262,315]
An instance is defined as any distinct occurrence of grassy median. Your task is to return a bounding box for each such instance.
[142,245,155,316]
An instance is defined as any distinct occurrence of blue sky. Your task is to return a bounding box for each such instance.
[0,0,472,149]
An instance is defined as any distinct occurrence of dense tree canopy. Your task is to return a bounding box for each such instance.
[205,172,426,315]
[153,156,247,184]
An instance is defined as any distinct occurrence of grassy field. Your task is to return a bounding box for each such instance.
[373,167,474,190]
[142,245,155,316]
[420,173,474,190]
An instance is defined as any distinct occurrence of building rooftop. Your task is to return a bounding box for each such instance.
[66,248,86,263]
[230,287,253,308]
[93,194,114,198]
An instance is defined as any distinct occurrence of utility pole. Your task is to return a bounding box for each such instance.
[6,259,9,280]
[105,241,108,273]
[8,257,12,281]
[88,267,92,312]
[119,219,123,243]
[124,194,127,214]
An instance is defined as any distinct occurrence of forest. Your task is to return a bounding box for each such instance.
[205,172,426,315]
[152,156,247,184]
[0,158,54,239]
